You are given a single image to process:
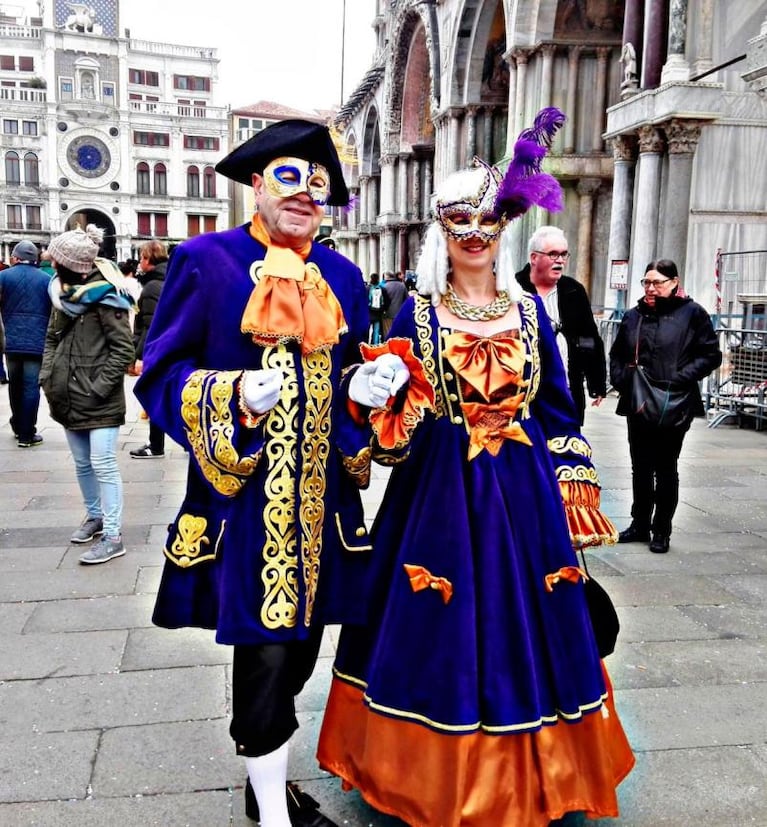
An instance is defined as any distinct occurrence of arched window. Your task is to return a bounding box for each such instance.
[187,165,200,197]
[23,152,39,186]
[5,150,20,185]
[154,162,167,196]
[136,161,150,194]
[203,165,216,198]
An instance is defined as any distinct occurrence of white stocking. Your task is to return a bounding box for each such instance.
[245,741,290,827]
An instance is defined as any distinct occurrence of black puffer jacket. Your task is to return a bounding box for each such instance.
[40,272,135,430]
[133,261,166,359]
[609,294,722,419]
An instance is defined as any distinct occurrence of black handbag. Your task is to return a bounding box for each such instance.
[629,320,692,428]
[578,548,620,658]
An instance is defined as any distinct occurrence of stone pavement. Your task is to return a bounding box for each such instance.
[1,377,766,826]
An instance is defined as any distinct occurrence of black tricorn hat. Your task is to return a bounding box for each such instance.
[215,118,350,207]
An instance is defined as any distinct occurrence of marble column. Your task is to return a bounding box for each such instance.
[592,48,611,152]
[368,175,380,225]
[691,0,714,77]
[660,118,701,273]
[412,157,422,222]
[379,155,395,215]
[539,44,556,110]
[382,227,396,274]
[630,125,665,303]
[483,109,494,159]
[606,135,638,310]
[398,153,410,220]
[576,178,601,295]
[642,0,669,89]
[433,113,447,185]
[661,0,690,83]
[564,46,582,154]
[358,176,369,224]
[503,49,517,154]
[449,108,464,175]
[422,156,433,220]
[358,234,369,278]
[465,106,479,164]
[398,225,408,272]
[513,48,530,137]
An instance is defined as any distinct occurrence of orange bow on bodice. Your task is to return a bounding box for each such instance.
[443,331,525,401]
[462,395,532,459]
[240,215,347,354]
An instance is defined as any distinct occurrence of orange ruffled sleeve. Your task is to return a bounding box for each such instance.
[559,480,618,549]
[360,338,435,451]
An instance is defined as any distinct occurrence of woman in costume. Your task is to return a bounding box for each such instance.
[317,110,635,826]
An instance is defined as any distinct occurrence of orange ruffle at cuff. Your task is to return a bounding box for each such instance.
[240,215,347,354]
[360,338,435,450]
[317,673,634,827]
[560,480,618,548]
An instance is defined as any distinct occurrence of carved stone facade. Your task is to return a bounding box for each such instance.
[332,0,767,316]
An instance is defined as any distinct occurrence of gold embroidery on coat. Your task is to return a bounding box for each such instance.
[164,514,225,567]
[182,370,260,496]
[342,446,372,488]
[299,348,331,627]
[334,513,373,552]
[261,346,299,630]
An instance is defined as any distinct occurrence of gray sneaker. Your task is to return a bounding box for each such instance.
[71,516,104,544]
[79,535,125,565]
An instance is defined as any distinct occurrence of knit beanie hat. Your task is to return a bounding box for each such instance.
[47,224,104,273]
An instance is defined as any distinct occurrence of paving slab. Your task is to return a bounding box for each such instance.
[23,593,157,634]
[0,665,228,736]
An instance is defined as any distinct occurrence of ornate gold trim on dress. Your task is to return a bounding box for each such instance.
[298,348,332,627]
[342,446,372,489]
[164,514,225,568]
[442,283,512,321]
[555,464,600,484]
[261,346,300,630]
[334,513,373,552]
[547,436,593,458]
[182,369,261,497]
[414,295,446,416]
[518,294,540,420]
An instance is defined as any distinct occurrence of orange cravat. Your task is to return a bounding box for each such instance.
[240,214,347,354]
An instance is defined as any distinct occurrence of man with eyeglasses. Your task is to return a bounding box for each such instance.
[516,225,606,424]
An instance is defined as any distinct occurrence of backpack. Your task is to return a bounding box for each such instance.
[369,285,384,310]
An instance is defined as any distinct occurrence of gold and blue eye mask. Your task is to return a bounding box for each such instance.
[263,156,331,206]
[436,157,507,243]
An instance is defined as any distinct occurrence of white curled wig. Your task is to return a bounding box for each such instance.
[414,164,524,306]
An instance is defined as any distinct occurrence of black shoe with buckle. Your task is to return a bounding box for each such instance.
[649,533,670,553]
[618,524,650,544]
[245,778,339,826]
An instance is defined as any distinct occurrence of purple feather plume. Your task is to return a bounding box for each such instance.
[495,107,566,220]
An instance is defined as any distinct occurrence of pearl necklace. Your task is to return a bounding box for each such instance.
[441,283,512,321]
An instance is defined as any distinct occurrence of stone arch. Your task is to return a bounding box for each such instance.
[62,208,117,260]
[360,104,381,178]
[384,1,440,154]
[400,24,435,150]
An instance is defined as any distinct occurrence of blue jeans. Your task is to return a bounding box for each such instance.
[65,427,123,538]
[6,355,42,442]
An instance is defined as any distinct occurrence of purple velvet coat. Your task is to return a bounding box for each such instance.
[135,225,373,644]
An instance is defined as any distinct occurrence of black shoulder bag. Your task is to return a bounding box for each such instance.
[578,547,620,658]
[629,318,693,428]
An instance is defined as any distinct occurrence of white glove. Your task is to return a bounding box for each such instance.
[349,354,410,408]
[241,368,283,414]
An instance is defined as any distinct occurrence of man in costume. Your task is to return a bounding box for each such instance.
[135,119,407,827]
[516,226,606,425]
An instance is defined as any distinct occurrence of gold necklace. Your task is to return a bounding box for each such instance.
[442,283,512,321]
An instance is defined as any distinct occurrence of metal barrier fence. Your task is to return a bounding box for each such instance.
[706,326,767,429]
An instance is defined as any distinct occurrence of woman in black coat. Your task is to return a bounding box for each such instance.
[609,259,721,553]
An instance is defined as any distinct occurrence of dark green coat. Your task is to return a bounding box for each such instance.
[41,273,135,430]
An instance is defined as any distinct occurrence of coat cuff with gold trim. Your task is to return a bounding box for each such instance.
[181,368,265,497]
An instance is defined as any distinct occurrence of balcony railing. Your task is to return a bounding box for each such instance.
[0,24,42,39]
[129,39,217,60]
[0,87,47,103]
[128,99,227,119]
